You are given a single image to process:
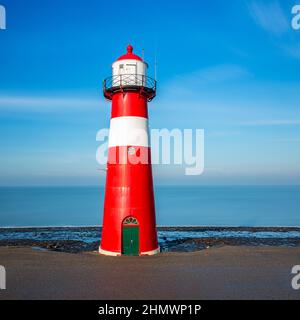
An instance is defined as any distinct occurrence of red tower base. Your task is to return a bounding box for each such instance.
[99,149,159,256]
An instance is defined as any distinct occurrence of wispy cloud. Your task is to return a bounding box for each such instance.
[282,43,300,59]
[161,64,249,100]
[0,95,102,112]
[277,138,300,142]
[247,1,300,60]
[171,64,249,86]
[247,0,289,36]
[208,130,241,137]
[240,119,300,126]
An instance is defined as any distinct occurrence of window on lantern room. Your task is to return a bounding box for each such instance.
[125,64,136,75]
[117,63,137,85]
[118,64,124,75]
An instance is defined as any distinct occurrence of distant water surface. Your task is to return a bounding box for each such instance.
[0,186,299,227]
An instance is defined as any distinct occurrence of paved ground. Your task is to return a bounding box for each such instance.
[0,246,300,299]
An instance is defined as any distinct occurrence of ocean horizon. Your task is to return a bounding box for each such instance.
[0,185,299,228]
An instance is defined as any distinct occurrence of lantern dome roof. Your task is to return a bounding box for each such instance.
[116,44,143,61]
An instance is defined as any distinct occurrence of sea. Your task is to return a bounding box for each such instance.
[1,185,300,251]
[0,185,299,227]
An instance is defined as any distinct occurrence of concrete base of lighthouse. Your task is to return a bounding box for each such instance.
[141,247,160,256]
[98,246,160,257]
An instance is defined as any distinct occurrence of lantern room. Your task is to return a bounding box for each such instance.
[103,45,156,101]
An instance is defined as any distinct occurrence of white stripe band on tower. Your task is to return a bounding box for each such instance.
[108,116,149,148]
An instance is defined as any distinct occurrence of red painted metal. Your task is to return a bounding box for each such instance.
[111,92,148,119]
[116,44,143,61]
[101,154,157,254]
[107,146,151,165]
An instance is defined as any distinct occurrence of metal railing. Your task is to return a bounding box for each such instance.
[103,74,156,99]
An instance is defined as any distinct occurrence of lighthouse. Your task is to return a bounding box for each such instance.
[99,45,159,256]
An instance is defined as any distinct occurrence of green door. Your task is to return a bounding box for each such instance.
[122,226,139,256]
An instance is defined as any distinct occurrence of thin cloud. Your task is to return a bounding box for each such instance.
[161,64,249,99]
[172,64,248,85]
[282,43,300,59]
[0,95,102,112]
[247,0,289,36]
[277,138,300,142]
[240,119,300,126]
[247,1,300,60]
[209,130,241,137]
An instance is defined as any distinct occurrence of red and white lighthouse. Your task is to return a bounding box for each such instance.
[99,45,159,256]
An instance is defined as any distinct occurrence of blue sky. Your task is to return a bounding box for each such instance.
[0,0,300,186]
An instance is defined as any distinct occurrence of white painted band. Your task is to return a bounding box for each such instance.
[99,247,121,256]
[141,247,160,256]
[108,116,149,148]
[99,246,160,256]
